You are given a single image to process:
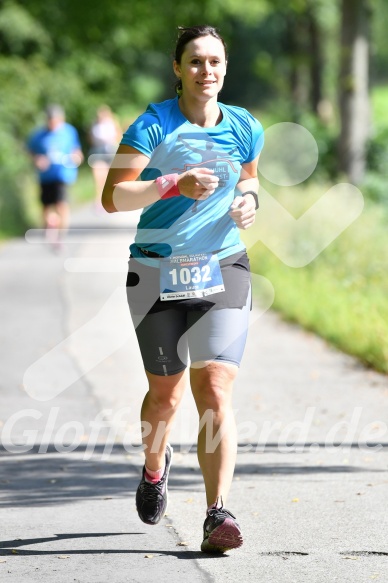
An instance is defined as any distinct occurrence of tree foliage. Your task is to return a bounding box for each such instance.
[0,0,387,234]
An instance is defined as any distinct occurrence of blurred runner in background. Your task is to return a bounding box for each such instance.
[27,104,83,250]
[88,105,121,212]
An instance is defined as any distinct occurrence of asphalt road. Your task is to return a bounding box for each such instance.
[1,204,387,583]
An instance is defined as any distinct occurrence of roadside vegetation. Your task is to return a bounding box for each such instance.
[248,182,388,373]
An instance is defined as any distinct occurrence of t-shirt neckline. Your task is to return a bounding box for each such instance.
[174,97,227,130]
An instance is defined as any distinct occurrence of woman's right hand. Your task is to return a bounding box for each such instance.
[178,168,219,200]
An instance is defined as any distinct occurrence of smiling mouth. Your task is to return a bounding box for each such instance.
[197,81,216,85]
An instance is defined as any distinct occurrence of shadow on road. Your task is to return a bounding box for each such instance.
[0,532,226,560]
[0,443,385,508]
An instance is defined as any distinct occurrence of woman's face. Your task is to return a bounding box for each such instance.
[173,35,227,100]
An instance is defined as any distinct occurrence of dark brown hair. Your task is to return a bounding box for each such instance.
[174,25,228,95]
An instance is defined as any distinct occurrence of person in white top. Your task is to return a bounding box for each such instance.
[88,105,121,209]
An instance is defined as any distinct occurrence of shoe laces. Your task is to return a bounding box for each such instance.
[138,479,164,501]
[208,506,236,520]
[207,496,236,520]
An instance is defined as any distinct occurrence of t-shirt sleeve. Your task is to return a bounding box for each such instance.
[244,112,264,163]
[120,107,163,157]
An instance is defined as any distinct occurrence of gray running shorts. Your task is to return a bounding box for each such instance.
[129,287,251,376]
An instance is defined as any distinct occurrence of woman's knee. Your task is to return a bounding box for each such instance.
[145,370,186,414]
[190,361,238,412]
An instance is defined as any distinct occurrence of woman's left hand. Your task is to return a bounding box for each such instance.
[228,194,257,229]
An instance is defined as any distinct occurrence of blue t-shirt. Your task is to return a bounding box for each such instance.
[28,122,81,184]
[121,97,264,261]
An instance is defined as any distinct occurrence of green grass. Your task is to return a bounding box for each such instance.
[371,84,388,127]
[245,182,388,373]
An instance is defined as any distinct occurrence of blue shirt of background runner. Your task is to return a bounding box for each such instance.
[28,123,82,184]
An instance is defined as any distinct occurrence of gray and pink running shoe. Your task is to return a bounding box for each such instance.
[201,502,243,553]
[136,443,173,525]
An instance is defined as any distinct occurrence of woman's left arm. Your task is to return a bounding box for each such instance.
[229,154,260,230]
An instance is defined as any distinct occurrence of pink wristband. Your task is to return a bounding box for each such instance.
[155,174,180,199]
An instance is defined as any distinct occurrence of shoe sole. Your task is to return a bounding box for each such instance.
[201,517,243,553]
[163,443,173,522]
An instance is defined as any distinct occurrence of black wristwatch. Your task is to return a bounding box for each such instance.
[242,191,259,210]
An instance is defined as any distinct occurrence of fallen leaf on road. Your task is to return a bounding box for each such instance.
[177,542,189,546]
[185,498,194,503]
[343,556,359,560]
[0,559,7,563]
[11,550,18,554]
[144,554,154,559]
[57,555,70,559]
[292,498,299,503]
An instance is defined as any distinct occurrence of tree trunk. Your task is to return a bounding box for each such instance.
[285,13,308,116]
[338,0,371,184]
[307,6,323,115]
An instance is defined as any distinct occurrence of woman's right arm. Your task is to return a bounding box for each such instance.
[102,144,220,213]
[101,144,160,213]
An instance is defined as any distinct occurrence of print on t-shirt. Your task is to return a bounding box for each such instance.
[173,133,239,187]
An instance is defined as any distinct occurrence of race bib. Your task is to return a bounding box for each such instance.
[160,253,225,301]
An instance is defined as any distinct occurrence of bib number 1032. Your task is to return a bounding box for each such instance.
[169,265,211,286]
[160,253,225,301]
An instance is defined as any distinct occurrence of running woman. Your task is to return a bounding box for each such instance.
[102,25,264,553]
